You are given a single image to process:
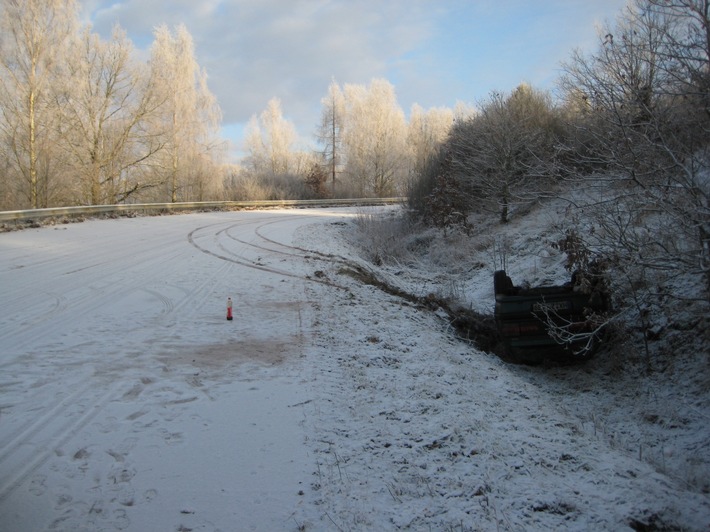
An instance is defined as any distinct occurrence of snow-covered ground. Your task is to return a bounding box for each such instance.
[0,206,708,531]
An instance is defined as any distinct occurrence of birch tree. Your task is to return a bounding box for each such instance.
[150,24,222,202]
[244,97,298,177]
[0,0,80,208]
[405,104,455,217]
[59,26,164,205]
[407,103,453,182]
[342,79,407,197]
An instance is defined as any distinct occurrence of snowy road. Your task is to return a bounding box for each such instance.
[1,208,709,531]
[0,209,351,531]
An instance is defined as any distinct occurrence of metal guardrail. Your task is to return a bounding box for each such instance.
[0,198,405,223]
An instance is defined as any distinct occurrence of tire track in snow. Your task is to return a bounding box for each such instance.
[0,381,124,503]
[254,218,352,264]
[0,381,96,464]
[219,216,353,268]
[0,245,188,358]
[0,291,68,342]
[141,287,175,318]
[187,217,349,290]
[157,259,236,321]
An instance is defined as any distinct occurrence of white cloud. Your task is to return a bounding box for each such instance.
[80,0,629,150]
[83,1,433,134]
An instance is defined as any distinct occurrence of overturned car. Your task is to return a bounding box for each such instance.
[493,270,610,364]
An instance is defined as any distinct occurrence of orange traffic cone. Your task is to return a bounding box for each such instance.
[226,297,233,321]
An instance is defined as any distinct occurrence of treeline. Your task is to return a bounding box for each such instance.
[0,0,471,210]
[229,80,469,200]
[0,0,223,210]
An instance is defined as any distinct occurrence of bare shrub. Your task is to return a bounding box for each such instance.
[353,210,416,266]
[224,171,310,201]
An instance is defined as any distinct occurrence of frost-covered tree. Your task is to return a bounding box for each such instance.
[0,0,80,208]
[244,97,298,177]
[342,79,407,197]
[315,78,459,200]
[317,79,345,195]
[448,84,560,223]
[240,97,319,200]
[560,0,710,298]
[150,24,223,202]
[407,104,453,183]
[60,26,165,205]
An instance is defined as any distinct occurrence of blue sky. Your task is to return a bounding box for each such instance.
[80,0,629,159]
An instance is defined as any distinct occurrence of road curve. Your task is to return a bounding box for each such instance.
[0,208,360,531]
